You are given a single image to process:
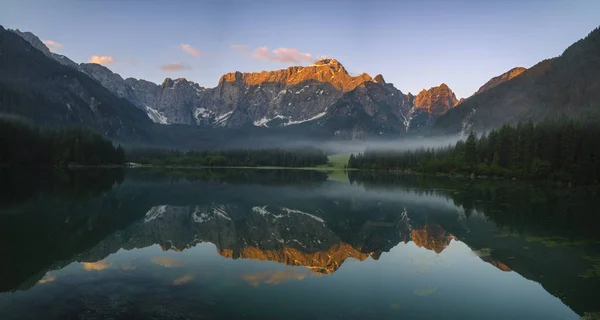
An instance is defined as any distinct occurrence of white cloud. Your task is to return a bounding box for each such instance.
[43,40,62,52]
[180,44,201,57]
[89,55,116,65]
[160,62,191,72]
[251,46,313,63]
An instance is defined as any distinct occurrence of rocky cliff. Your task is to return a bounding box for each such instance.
[413,83,460,115]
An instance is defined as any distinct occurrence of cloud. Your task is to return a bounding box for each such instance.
[121,263,136,270]
[159,62,192,72]
[251,46,313,63]
[180,44,201,57]
[151,256,184,267]
[43,40,62,52]
[172,274,194,285]
[82,260,111,271]
[38,272,56,284]
[128,58,139,65]
[230,44,248,51]
[242,269,316,287]
[89,55,116,65]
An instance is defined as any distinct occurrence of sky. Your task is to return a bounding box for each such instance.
[1,0,599,98]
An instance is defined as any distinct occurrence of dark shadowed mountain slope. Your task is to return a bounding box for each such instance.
[0,26,154,142]
[435,26,600,134]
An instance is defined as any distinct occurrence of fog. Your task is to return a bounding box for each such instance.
[254,134,466,155]
[319,134,465,154]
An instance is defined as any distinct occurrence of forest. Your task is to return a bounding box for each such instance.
[0,117,126,166]
[348,118,600,185]
[126,147,329,168]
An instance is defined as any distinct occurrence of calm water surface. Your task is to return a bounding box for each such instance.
[0,169,599,319]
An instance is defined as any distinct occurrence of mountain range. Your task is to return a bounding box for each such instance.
[2,25,599,144]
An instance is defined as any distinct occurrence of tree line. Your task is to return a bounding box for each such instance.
[348,118,600,185]
[0,117,125,166]
[126,147,329,168]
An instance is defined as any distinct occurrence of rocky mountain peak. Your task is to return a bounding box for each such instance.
[373,74,386,84]
[12,28,78,68]
[413,83,460,116]
[217,58,370,92]
[312,58,347,73]
[313,58,340,66]
[474,67,527,95]
[12,29,50,54]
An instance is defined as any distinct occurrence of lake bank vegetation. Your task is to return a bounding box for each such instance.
[348,118,600,185]
[0,117,125,166]
[126,147,328,168]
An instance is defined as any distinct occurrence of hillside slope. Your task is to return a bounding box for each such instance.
[435,27,600,134]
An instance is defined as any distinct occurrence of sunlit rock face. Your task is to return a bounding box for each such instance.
[409,224,456,254]
[474,67,527,95]
[413,83,460,116]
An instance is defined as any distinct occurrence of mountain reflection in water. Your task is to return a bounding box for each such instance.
[0,168,599,320]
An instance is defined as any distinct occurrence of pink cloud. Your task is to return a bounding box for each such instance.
[251,46,313,63]
[89,55,116,65]
[159,62,191,72]
[180,44,201,57]
[43,40,62,52]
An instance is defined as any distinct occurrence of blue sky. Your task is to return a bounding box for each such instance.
[1,0,599,98]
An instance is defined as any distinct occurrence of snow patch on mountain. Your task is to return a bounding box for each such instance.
[194,107,211,120]
[400,106,416,132]
[192,206,212,224]
[283,111,327,126]
[214,111,233,127]
[144,205,168,223]
[212,205,232,220]
[281,208,325,225]
[253,111,327,128]
[145,106,168,124]
[460,108,477,136]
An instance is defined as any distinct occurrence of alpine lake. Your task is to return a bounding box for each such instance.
[0,168,599,320]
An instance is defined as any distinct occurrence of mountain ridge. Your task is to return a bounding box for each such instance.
[474,67,527,95]
[11,25,597,141]
[435,26,600,133]
[9,28,464,138]
[0,26,154,142]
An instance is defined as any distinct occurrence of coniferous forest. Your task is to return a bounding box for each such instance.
[348,118,600,185]
[126,147,329,167]
[0,118,126,166]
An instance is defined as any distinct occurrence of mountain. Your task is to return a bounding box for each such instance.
[413,83,460,115]
[79,63,207,125]
[0,26,154,142]
[10,29,465,139]
[474,67,527,95]
[11,29,79,68]
[435,26,600,134]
